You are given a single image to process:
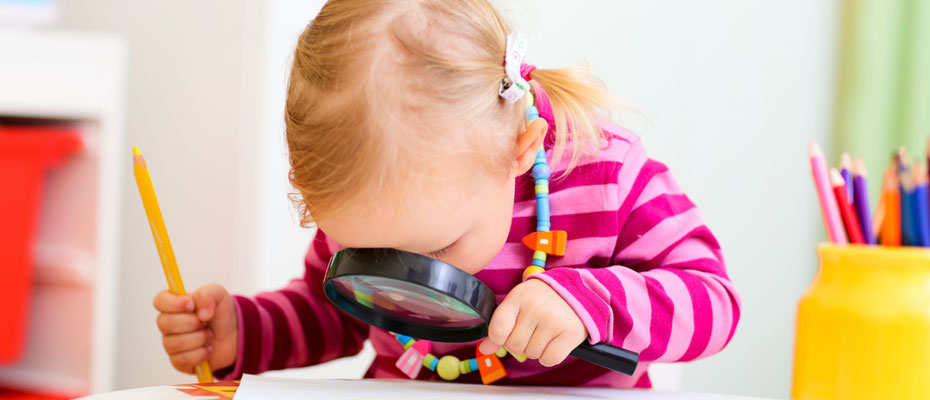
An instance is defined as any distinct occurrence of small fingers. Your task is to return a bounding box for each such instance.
[538,333,578,367]
[156,312,203,335]
[153,290,193,313]
[169,346,213,374]
[502,311,536,356]
[481,300,519,355]
[163,329,213,355]
[524,326,554,360]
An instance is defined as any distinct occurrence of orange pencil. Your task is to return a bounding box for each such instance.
[880,167,901,246]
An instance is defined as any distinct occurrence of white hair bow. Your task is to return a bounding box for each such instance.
[499,32,530,103]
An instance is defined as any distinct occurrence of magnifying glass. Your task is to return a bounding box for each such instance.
[322,248,639,376]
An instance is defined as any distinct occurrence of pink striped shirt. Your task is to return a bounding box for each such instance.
[215,123,742,388]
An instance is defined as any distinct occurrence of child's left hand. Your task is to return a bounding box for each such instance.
[477,279,588,367]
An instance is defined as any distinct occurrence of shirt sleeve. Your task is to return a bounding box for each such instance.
[527,136,741,363]
[214,230,369,379]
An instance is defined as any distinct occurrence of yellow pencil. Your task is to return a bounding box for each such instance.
[132,146,214,383]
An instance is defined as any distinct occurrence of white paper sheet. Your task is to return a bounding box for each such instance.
[234,374,763,400]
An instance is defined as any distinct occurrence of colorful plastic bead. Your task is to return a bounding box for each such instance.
[525,106,539,123]
[494,347,508,358]
[459,358,478,374]
[396,339,430,379]
[413,339,431,354]
[422,353,439,371]
[522,265,545,281]
[437,355,461,381]
[509,351,528,362]
[532,162,550,180]
[536,203,550,230]
[521,231,567,256]
[533,146,547,165]
[534,184,549,195]
[475,349,507,384]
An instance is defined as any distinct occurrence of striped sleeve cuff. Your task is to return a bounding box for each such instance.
[528,269,610,345]
[529,261,741,363]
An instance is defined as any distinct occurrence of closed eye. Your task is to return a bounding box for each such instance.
[425,242,455,259]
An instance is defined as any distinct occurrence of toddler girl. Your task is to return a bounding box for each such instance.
[153,0,740,388]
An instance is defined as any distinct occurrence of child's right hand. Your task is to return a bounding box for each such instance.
[153,283,238,374]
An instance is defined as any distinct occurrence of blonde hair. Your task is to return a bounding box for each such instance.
[286,0,619,225]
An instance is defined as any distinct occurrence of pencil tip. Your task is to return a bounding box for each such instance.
[132,146,147,168]
[884,167,898,188]
[841,152,852,168]
[854,158,867,176]
[830,168,844,185]
[809,142,823,157]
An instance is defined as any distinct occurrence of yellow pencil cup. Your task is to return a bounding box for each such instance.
[792,244,930,399]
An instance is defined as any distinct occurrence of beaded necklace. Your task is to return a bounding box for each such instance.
[391,89,568,385]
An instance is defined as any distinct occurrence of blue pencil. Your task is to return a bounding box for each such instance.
[898,150,915,246]
[901,188,914,246]
[913,165,930,247]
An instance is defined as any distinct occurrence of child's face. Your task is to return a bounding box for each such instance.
[312,113,547,274]
[316,171,517,275]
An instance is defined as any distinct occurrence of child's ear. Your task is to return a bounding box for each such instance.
[513,118,549,176]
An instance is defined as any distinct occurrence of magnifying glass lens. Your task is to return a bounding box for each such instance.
[329,275,485,328]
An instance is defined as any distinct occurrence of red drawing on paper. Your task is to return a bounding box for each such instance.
[173,381,239,399]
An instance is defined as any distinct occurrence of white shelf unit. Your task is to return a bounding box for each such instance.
[0,29,126,395]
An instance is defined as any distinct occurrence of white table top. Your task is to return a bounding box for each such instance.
[80,376,770,400]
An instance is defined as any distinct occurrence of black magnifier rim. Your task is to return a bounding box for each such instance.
[323,248,497,343]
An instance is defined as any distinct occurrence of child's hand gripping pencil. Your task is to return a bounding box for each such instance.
[134,146,237,382]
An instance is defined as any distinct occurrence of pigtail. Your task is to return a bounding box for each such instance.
[529,65,622,175]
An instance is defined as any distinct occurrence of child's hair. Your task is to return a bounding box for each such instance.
[286,0,619,225]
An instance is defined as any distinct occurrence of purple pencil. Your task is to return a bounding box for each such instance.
[841,152,854,204]
[853,158,875,244]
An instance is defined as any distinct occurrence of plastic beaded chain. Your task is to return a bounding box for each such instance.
[321,91,639,384]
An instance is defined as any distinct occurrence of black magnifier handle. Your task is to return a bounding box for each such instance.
[569,343,639,376]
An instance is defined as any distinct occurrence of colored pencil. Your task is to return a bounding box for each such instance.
[924,138,930,184]
[872,186,886,241]
[810,142,848,244]
[897,149,915,246]
[840,152,854,203]
[852,158,875,244]
[923,138,930,241]
[879,167,901,246]
[831,168,865,244]
[912,164,930,247]
[133,146,214,383]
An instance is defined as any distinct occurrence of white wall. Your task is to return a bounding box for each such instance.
[57,0,840,397]
[57,0,376,388]
[506,1,838,397]
[235,0,320,305]
[57,0,250,389]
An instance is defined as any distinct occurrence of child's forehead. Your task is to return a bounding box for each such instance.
[317,172,489,250]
